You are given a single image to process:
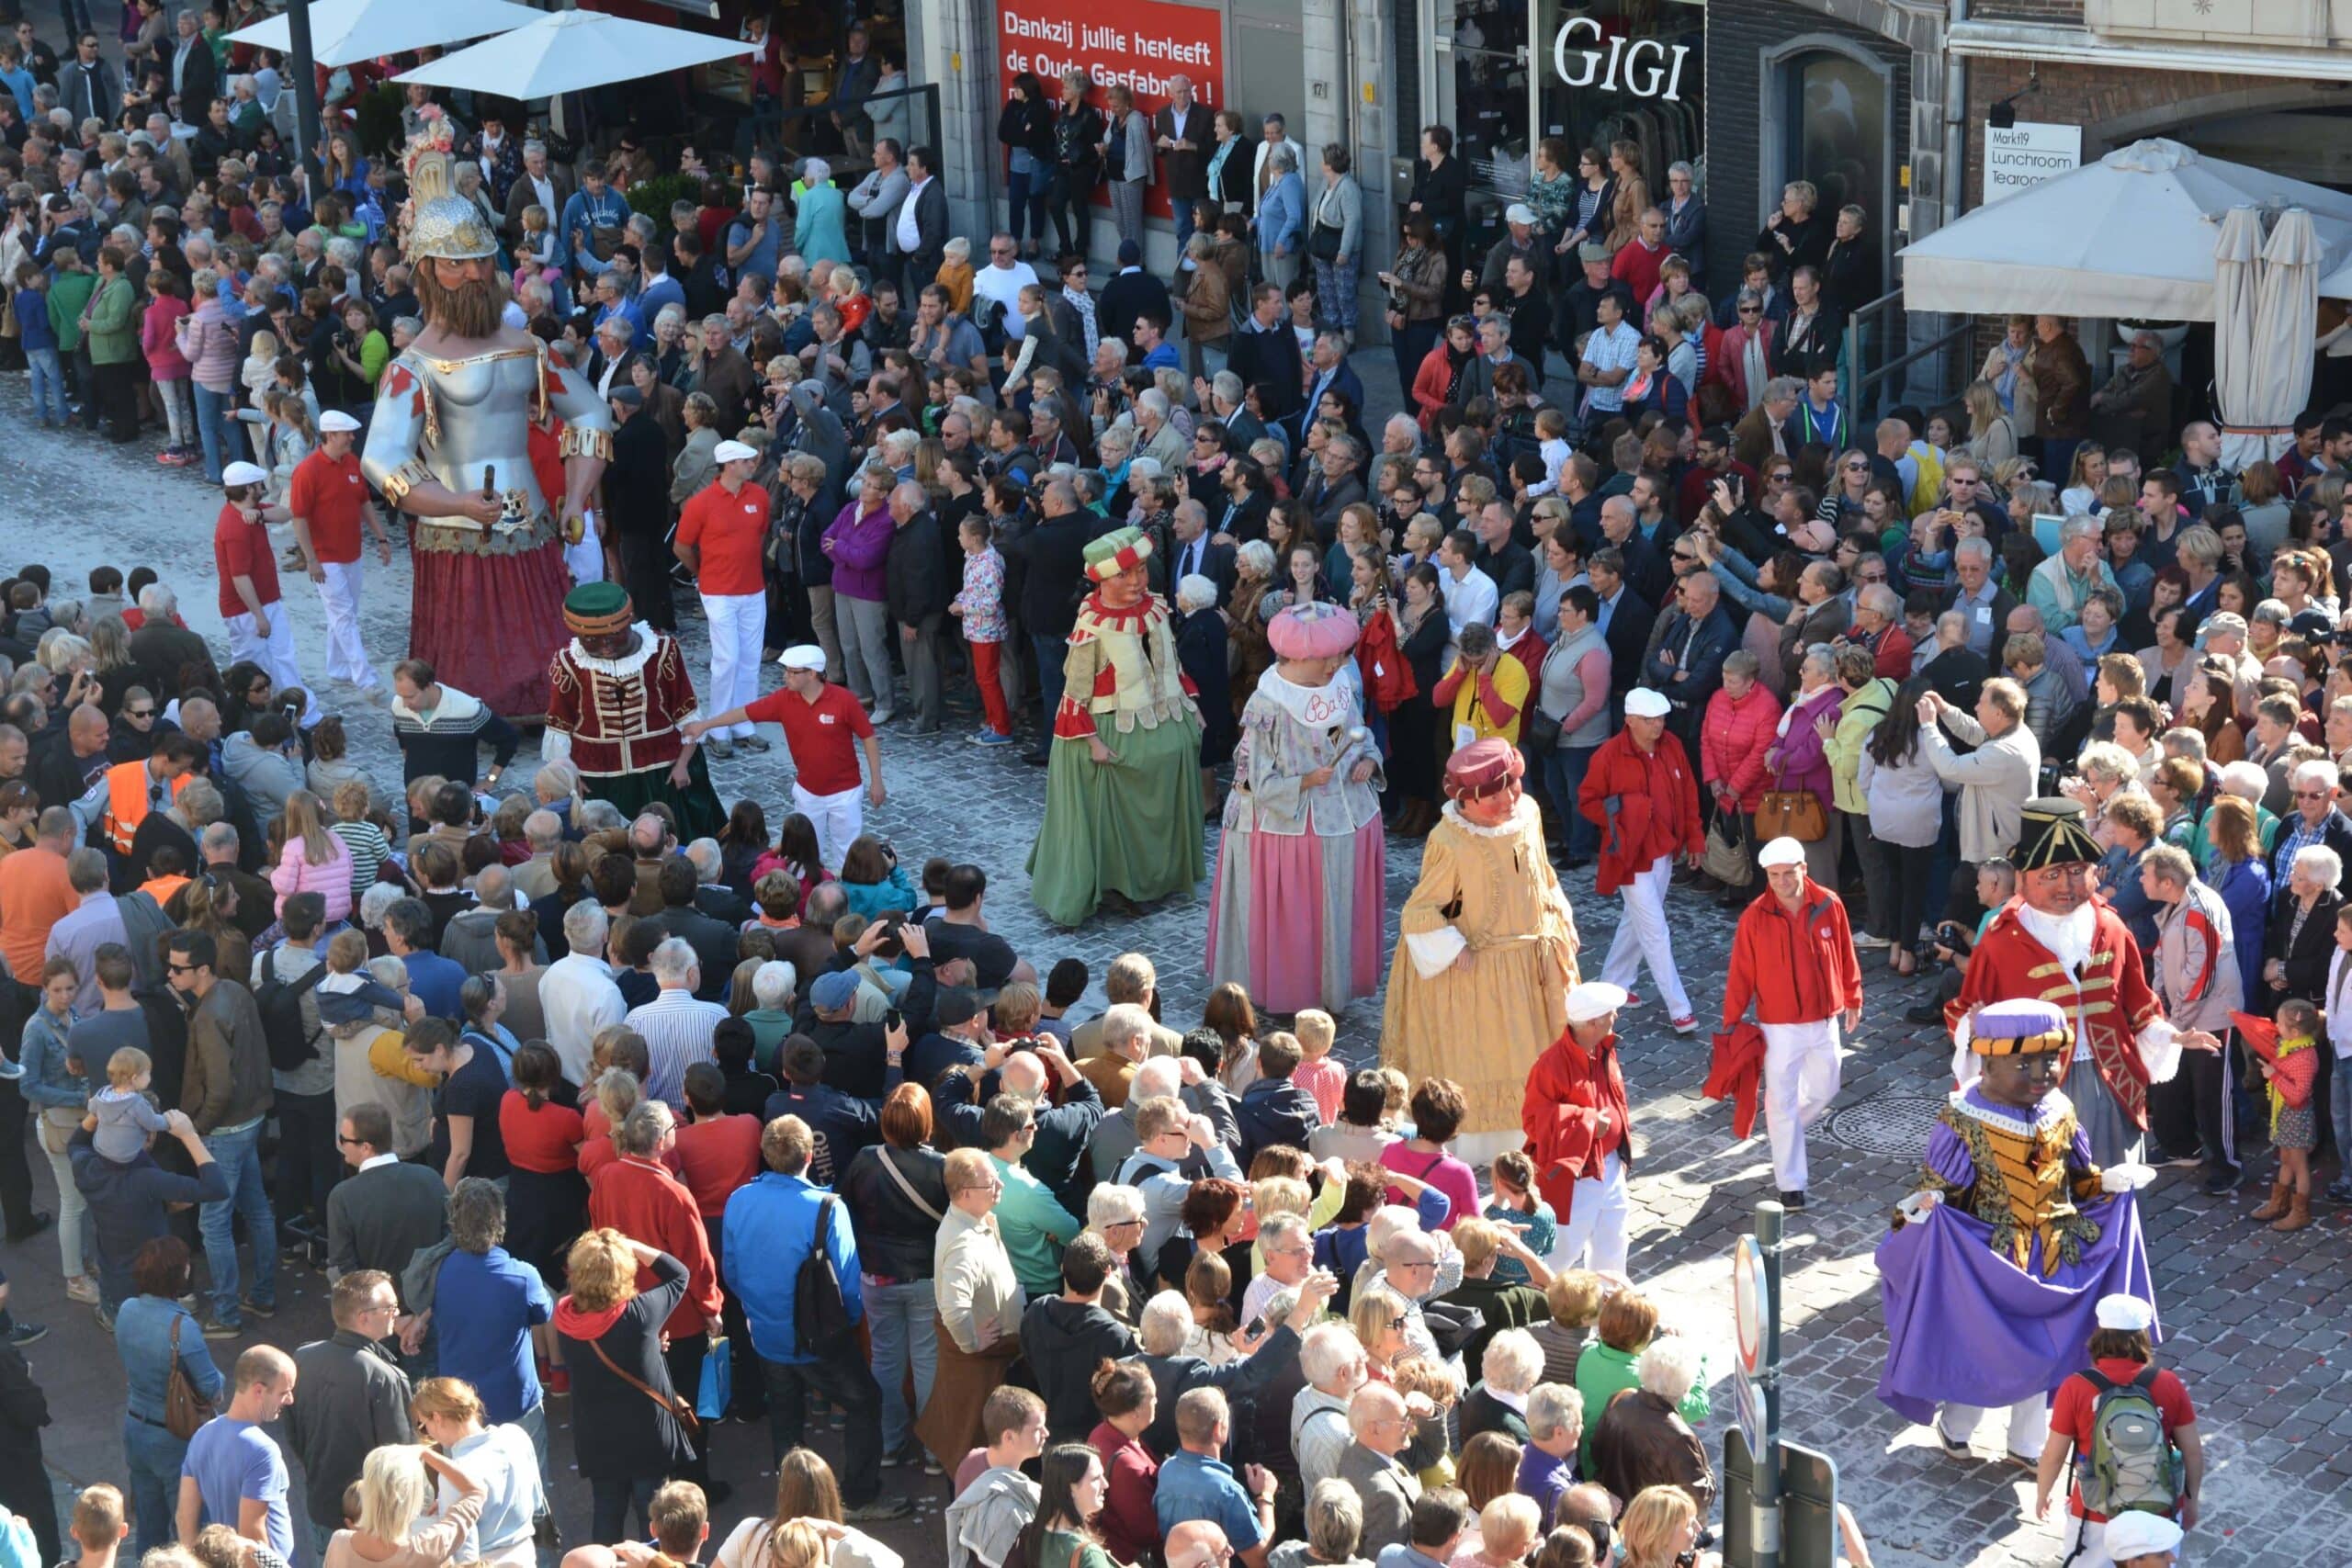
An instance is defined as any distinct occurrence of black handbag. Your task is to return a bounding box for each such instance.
[1309,221,1343,263]
[1523,704,1563,753]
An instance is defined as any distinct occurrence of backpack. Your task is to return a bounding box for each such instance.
[1906,440,1948,518]
[253,948,329,1073]
[2075,1365,2180,1517]
[794,1196,861,1359]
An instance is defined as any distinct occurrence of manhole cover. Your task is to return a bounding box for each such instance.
[1827,1094,1947,1156]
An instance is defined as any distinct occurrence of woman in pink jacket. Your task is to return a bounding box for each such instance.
[140,270,196,467]
[176,265,245,482]
[1699,649,1784,905]
[269,790,357,922]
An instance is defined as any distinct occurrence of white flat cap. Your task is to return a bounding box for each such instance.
[318,411,362,433]
[1625,688,1671,719]
[2095,1293,2155,1333]
[1505,203,1537,227]
[2100,1511,2181,1562]
[1758,836,1806,869]
[776,645,826,671]
[221,461,270,487]
[1564,981,1629,1024]
[713,440,761,463]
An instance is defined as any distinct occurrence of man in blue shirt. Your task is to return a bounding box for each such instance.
[720,1115,910,1522]
[432,1179,554,1461]
[591,272,648,355]
[560,166,630,282]
[384,899,465,1021]
[176,1345,298,1559]
[1153,1388,1275,1568]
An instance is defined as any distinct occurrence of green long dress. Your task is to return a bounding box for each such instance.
[1027,592,1205,926]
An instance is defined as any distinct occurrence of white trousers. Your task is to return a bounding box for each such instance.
[1547,1151,1629,1275]
[2055,1515,2107,1568]
[1762,1018,1843,1193]
[224,604,315,725]
[1599,853,1692,1018]
[794,781,863,871]
[1937,1394,2049,1462]
[315,558,379,690]
[702,591,764,739]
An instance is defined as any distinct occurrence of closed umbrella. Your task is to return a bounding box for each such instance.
[392,9,754,98]
[226,0,546,68]
[2211,206,2262,468]
[2233,208,2322,469]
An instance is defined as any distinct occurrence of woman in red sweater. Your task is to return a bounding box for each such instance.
[1698,650,1783,905]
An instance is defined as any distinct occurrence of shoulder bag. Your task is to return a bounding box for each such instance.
[875,1145,944,1223]
[1702,811,1753,887]
[1756,766,1828,842]
[585,1332,701,1439]
[1523,701,1563,753]
[1308,186,1344,263]
[164,1312,217,1439]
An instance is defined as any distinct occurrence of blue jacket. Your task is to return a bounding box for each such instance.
[1234,1075,1318,1171]
[794,183,853,267]
[116,1292,225,1424]
[560,186,631,278]
[13,288,56,355]
[72,1127,230,1307]
[721,1171,863,1364]
[1258,171,1305,258]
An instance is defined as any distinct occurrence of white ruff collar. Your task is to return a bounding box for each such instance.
[1949,1087,2072,1138]
[569,623,661,678]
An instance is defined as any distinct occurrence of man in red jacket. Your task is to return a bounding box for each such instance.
[1521,981,1634,1273]
[1722,836,1864,1209]
[1579,686,1705,1032]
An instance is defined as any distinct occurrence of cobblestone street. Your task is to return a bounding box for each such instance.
[3,382,2342,1566]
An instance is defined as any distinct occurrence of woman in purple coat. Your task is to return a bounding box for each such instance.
[1767,641,1846,887]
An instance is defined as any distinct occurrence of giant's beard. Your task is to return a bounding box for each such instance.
[415,264,511,341]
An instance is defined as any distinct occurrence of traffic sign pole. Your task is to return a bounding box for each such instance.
[1754,1201,1785,1568]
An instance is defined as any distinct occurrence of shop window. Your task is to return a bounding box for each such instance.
[1533,0,1703,199]
[1778,48,1884,237]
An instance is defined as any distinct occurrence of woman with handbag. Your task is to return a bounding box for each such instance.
[1535,584,1611,868]
[1822,645,1898,942]
[1761,645,1844,889]
[114,1236,226,1552]
[1310,146,1363,349]
[1377,218,1448,408]
[553,1229,698,1543]
[840,1084,951,1472]
[1698,650,1782,904]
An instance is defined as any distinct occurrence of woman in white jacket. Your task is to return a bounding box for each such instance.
[1854,678,1947,976]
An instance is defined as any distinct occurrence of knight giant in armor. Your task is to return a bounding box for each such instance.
[360,113,614,717]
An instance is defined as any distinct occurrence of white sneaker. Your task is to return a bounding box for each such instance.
[1854,933,1892,950]
[65,1276,98,1306]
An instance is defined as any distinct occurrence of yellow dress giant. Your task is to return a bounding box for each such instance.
[1381,794,1581,1150]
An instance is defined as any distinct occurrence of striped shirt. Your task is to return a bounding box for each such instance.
[625,987,729,1107]
[330,818,391,903]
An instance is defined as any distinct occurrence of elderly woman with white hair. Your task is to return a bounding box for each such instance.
[2266,837,2347,1010]
[1587,1336,1716,1517]
[795,158,852,265]
[1462,1326,1545,1444]
[1083,1183,1148,1325]
[1516,1382,1585,1525]
[742,959,799,1068]
[1269,1478,1374,1568]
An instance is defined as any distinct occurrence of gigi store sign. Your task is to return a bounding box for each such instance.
[1552,16,1692,101]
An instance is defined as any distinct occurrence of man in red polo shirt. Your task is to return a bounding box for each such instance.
[673,439,770,761]
[686,646,884,871]
[288,410,395,702]
[212,461,314,722]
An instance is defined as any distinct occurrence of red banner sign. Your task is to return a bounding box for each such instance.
[998,0,1225,218]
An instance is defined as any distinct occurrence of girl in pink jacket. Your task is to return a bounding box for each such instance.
[269,790,358,922]
[140,272,196,467]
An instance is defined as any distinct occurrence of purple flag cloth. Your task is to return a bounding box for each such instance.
[1874,1190,2157,1425]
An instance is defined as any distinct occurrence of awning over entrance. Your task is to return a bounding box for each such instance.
[1896,138,2352,320]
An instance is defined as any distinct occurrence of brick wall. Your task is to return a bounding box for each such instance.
[1704,0,1915,290]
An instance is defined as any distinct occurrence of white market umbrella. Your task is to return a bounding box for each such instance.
[2231,208,2322,468]
[1897,138,2352,320]
[392,10,753,98]
[227,0,546,69]
[2211,205,2263,464]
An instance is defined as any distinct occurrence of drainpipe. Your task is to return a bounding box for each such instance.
[1945,0,1968,232]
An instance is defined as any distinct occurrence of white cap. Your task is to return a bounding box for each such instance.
[1563,981,1629,1024]
[1625,687,1671,718]
[1505,203,1537,227]
[713,440,761,464]
[319,411,362,433]
[777,645,826,671]
[2100,1512,2181,1562]
[221,461,270,487]
[1758,837,1806,869]
[2095,1293,2156,1333]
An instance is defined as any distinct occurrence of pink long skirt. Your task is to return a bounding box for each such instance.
[1205,816,1386,1014]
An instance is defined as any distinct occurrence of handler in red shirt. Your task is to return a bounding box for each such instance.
[211,460,313,718]
[287,411,394,698]
[673,440,771,759]
[2033,1292,2203,1564]
[688,645,886,873]
[1521,980,1634,1275]
[1720,836,1864,1209]
[1578,685,1703,1032]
